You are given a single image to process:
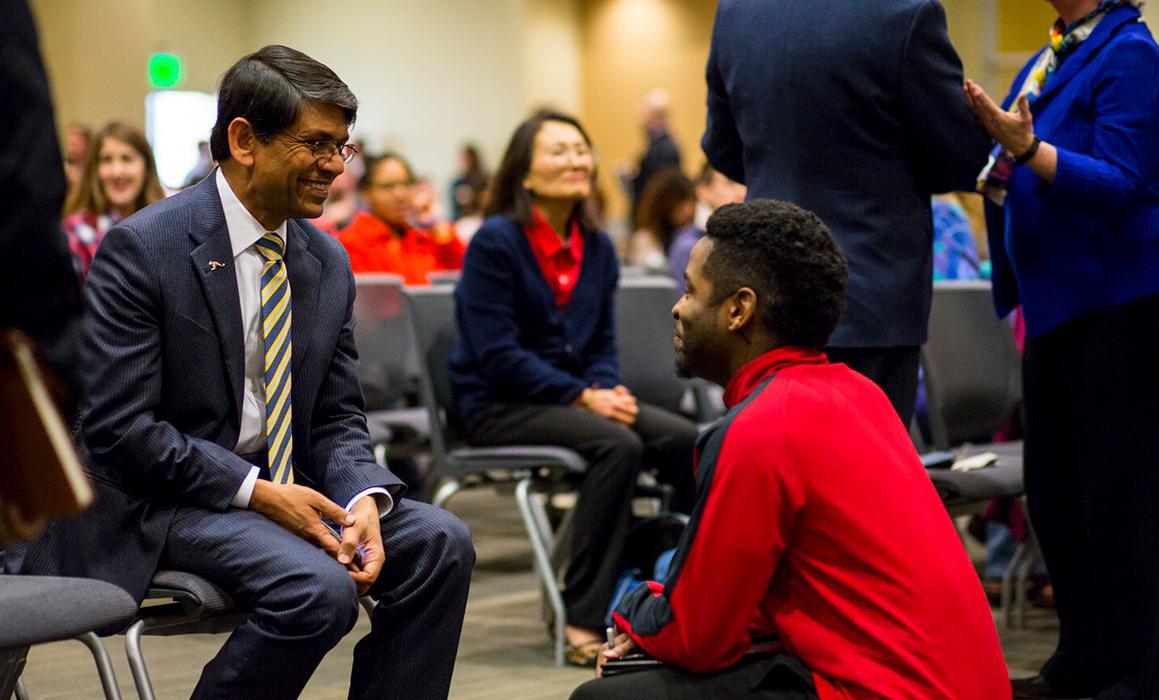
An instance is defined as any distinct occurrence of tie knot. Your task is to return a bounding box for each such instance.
[255,232,284,261]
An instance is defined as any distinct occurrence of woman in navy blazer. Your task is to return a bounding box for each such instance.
[449,111,697,666]
[965,2,1159,696]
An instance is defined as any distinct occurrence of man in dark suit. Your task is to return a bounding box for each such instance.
[0,0,83,391]
[19,45,474,699]
[628,89,682,222]
[0,0,85,550]
[702,0,991,423]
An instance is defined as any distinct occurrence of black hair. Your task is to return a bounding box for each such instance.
[634,167,695,251]
[210,45,357,162]
[461,144,483,175]
[485,109,599,230]
[359,152,415,190]
[703,199,849,349]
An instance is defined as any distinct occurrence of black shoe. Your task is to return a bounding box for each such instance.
[1011,675,1095,699]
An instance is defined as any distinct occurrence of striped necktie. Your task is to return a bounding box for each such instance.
[255,232,294,484]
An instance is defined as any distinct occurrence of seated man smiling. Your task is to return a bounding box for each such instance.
[572,200,1009,699]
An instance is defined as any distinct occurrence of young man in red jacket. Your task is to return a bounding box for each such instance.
[573,200,1009,699]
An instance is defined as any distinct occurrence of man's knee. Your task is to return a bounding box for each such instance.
[570,677,611,700]
[277,563,359,645]
[588,423,645,469]
[427,506,476,575]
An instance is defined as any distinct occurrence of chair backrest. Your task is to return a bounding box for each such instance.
[403,285,458,465]
[426,270,461,286]
[922,280,1022,450]
[352,274,417,410]
[615,277,687,414]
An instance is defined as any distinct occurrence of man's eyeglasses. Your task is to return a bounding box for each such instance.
[277,133,359,164]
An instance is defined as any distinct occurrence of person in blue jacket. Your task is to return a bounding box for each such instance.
[449,110,697,667]
[965,1,1159,697]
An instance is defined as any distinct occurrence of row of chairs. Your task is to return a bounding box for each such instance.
[2,278,1033,695]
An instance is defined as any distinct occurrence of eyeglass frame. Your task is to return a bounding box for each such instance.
[270,131,359,164]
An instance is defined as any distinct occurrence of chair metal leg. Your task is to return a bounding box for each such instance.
[432,479,463,509]
[76,632,122,700]
[515,479,567,667]
[0,646,28,700]
[14,677,29,700]
[1002,540,1031,629]
[124,620,155,700]
[1012,528,1042,630]
[359,596,376,619]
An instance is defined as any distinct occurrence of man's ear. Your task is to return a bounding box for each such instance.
[727,287,758,333]
[227,117,259,168]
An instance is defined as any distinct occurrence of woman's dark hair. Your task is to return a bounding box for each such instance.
[210,45,357,162]
[484,109,599,230]
[634,167,695,251]
[359,152,415,190]
[461,144,483,175]
[703,199,849,349]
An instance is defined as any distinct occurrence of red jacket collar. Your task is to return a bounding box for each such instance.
[723,347,829,408]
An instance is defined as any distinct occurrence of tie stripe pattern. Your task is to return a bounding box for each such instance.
[256,232,294,484]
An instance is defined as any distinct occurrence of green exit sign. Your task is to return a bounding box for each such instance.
[149,53,181,88]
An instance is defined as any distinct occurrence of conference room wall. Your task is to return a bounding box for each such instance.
[28,0,1158,224]
[29,0,580,199]
[247,0,581,202]
[30,0,249,137]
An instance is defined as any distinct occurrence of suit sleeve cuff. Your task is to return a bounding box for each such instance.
[231,466,260,509]
[345,488,394,518]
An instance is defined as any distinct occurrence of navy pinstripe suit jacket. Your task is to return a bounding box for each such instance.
[21,174,402,601]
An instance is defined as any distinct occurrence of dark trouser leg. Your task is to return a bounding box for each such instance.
[1023,320,1100,691]
[466,404,644,629]
[161,508,362,700]
[1027,294,1159,697]
[632,403,698,513]
[825,346,920,425]
[570,654,818,700]
[351,499,474,700]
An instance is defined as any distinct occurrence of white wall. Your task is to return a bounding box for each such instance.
[248,0,580,202]
[32,0,582,202]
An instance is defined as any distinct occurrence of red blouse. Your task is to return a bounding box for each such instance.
[524,207,584,309]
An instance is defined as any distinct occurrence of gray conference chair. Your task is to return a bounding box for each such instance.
[922,280,1025,508]
[404,285,587,666]
[1,574,136,700]
[123,570,377,700]
[614,277,688,416]
[921,279,1038,628]
[425,270,461,286]
[352,274,429,464]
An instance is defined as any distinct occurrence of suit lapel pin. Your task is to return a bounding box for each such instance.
[207,260,227,272]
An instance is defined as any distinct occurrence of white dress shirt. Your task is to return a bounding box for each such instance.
[216,170,391,516]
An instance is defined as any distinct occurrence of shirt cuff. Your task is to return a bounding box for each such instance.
[231,466,260,509]
[345,488,394,519]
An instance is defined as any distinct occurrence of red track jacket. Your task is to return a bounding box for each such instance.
[614,347,1010,699]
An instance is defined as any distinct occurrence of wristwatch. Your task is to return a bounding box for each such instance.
[1013,137,1042,166]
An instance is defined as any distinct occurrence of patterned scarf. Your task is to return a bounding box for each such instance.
[976,1,1143,205]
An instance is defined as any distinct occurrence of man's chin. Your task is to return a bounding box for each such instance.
[295,202,325,220]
